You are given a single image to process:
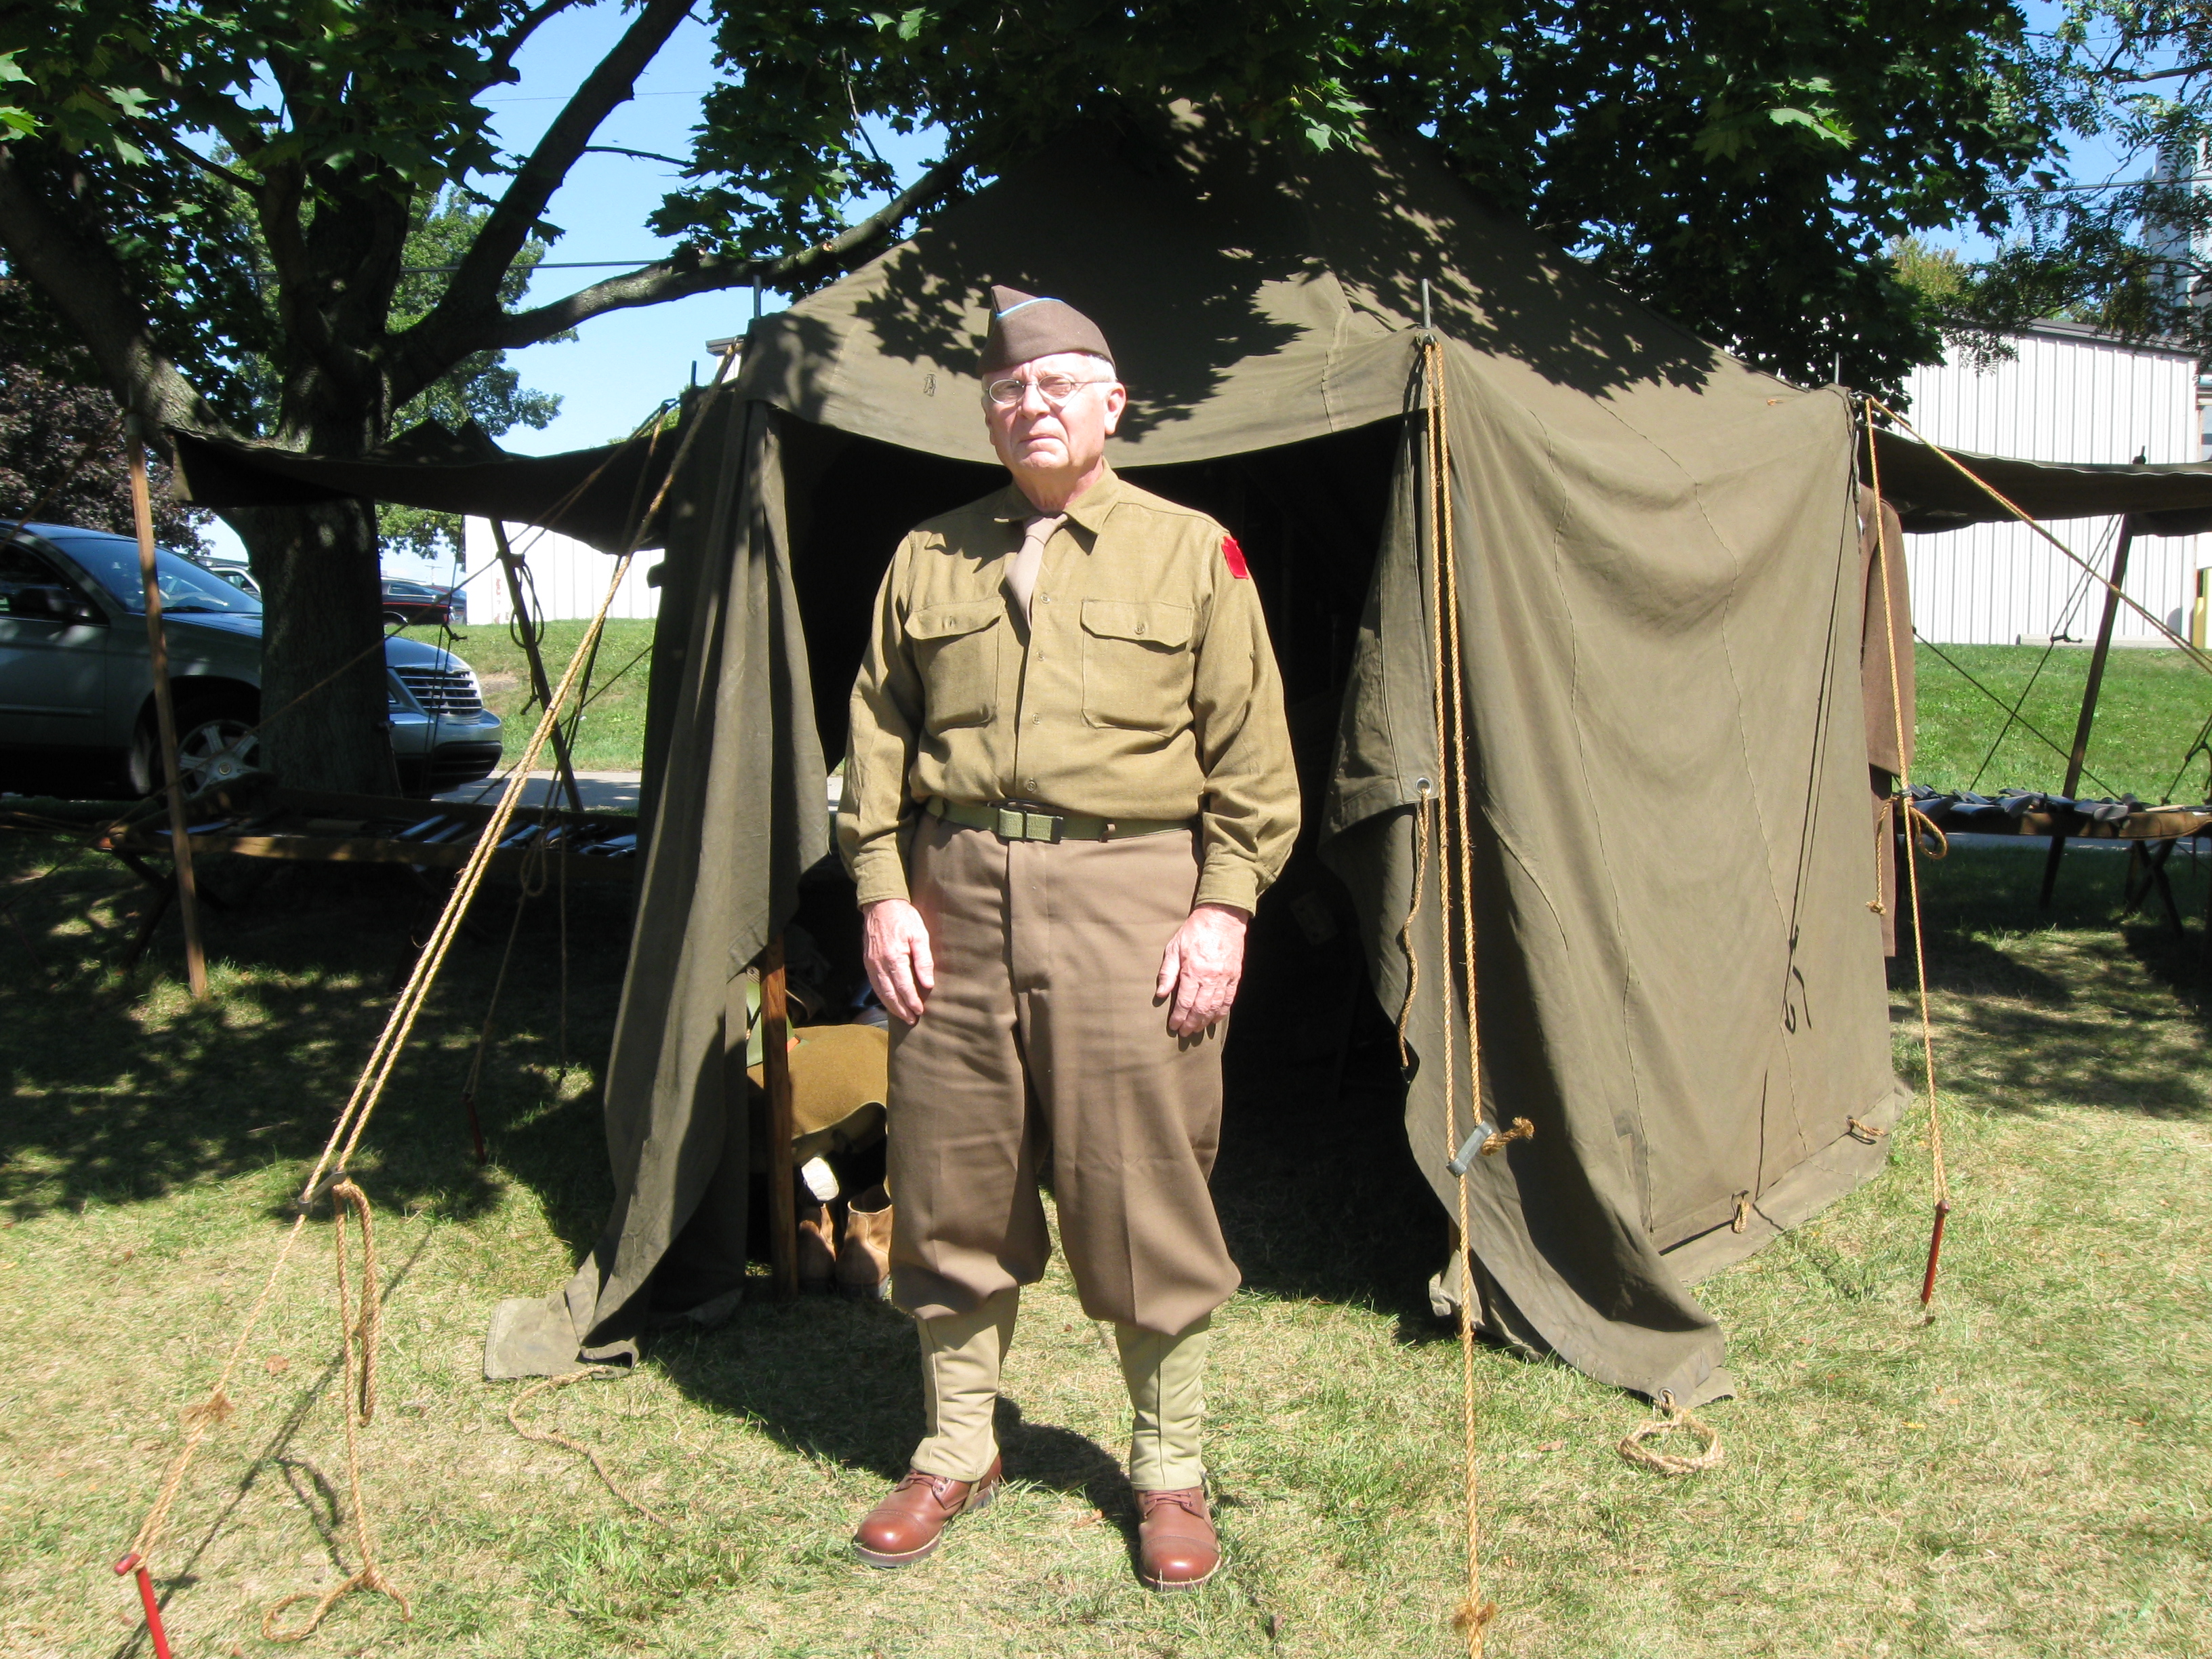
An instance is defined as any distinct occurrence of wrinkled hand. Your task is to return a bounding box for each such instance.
[862,897,936,1024]
[1155,903,1250,1038]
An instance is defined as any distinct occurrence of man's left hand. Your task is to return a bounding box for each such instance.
[1155,903,1251,1038]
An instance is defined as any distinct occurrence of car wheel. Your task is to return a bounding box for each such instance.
[131,693,262,796]
[382,609,409,628]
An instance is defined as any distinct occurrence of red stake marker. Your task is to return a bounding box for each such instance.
[113,1553,173,1659]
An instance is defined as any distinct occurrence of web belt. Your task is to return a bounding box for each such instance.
[926,796,1193,844]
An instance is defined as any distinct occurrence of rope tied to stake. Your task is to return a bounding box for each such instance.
[116,377,733,1647]
[1616,1393,1724,1477]
[1862,407,1952,1307]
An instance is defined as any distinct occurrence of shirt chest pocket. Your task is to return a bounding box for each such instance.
[1080,599,1195,731]
[907,600,1004,733]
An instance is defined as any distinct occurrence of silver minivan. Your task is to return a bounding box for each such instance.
[0,521,504,796]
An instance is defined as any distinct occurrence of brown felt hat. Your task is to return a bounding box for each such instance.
[979,284,1115,374]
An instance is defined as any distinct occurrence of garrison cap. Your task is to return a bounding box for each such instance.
[979,285,1115,374]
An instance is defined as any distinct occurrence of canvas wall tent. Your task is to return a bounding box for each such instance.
[178,114,1921,1407]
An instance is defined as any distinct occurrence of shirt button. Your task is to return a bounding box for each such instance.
[1133,621,1147,634]
[1025,779,1039,792]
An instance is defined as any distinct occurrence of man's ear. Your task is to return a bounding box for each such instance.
[1102,382,1128,436]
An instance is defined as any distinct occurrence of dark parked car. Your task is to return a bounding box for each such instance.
[380,577,462,629]
[0,522,504,797]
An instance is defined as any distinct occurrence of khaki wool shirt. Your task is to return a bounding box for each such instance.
[840,466,1300,913]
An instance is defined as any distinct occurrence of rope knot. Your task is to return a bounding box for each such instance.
[1479,1117,1534,1158]
[182,1389,234,1427]
[1453,1597,1498,1645]
[1847,1117,1887,1144]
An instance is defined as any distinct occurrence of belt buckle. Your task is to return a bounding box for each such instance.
[995,799,1063,843]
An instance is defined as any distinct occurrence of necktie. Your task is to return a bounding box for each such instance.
[1006,512,1063,625]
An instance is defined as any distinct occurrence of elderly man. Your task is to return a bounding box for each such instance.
[836,286,1299,1589]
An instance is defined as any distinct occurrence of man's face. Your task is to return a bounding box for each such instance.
[983,351,1127,481]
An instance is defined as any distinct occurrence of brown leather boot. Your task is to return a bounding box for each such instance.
[838,1185,893,1300]
[850,1456,1002,1567]
[1135,1487,1220,1591]
[798,1201,836,1293]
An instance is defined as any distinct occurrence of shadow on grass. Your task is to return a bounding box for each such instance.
[0,834,619,1248]
[1902,843,2212,1120]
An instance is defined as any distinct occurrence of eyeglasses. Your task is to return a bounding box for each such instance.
[984,373,1114,409]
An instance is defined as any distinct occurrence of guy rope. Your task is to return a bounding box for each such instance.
[1414,331,1516,1656]
[112,378,726,1649]
[1861,403,1952,1307]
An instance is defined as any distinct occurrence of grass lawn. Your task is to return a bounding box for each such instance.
[1912,642,2212,803]
[3,819,2210,1654]
[395,617,657,776]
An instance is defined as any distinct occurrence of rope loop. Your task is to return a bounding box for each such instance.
[262,1563,411,1643]
[1904,802,1949,861]
[1616,1395,1724,1477]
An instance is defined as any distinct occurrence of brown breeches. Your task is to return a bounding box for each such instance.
[886,813,1241,1336]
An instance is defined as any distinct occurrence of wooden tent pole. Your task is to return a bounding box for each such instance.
[487,520,586,815]
[2041,513,2136,906]
[759,933,799,1299]
[126,423,209,999]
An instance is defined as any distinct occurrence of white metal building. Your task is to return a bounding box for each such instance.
[458,518,661,625]
[1899,319,2209,644]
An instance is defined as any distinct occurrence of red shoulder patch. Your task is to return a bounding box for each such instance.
[1221,533,1250,579]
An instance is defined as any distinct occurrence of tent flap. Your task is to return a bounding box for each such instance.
[483,392,828,1376]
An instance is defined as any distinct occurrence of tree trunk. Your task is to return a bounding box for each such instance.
[228,495,401,796]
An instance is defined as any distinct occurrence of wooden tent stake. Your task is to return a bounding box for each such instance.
[760,934,798,1299]
[2041,514,2136,906]
[487,520,587,815]
[127,424,209,999]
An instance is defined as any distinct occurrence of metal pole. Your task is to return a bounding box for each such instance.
[760,934,798,1300]
[487,520,586,815]
[2041,514,2135,905]
[126,422,209,998]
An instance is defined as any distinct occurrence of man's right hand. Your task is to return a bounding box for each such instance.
[861,897,936,1024]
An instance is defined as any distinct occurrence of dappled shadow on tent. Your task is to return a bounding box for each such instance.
[825,113,1721,439]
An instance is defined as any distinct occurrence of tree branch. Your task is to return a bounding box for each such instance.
[583,144,693,167]
[462,150,972,359]
[0,147,231,451]
[2113,59,2212,85]
[426,0,691,335]
[127,123,262,196]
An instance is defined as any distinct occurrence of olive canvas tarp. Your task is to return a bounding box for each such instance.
[182,112,1916,1404]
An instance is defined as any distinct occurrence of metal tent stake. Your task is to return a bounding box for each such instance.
[127,424,209,999]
